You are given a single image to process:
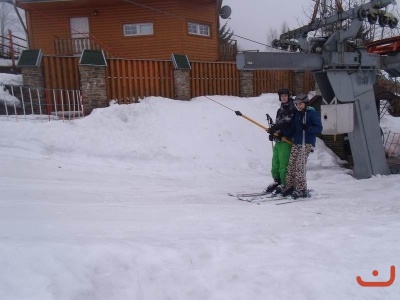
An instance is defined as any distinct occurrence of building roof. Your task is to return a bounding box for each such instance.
[15,0,215,10]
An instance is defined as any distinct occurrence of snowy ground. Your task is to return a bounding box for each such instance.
[0,72,23,107]
[0,58,13,67]
[1,83,400,299]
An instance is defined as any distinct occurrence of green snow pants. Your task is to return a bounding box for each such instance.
[271,141,292,185]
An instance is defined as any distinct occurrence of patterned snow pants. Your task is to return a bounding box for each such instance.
[285,144,313,192]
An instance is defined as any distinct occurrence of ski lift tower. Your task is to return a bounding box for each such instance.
[237,0,399,179]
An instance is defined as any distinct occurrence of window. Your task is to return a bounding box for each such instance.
[188,22,210,37]
[123,23,154,36]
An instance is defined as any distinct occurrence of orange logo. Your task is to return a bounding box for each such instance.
[356,265,396,287]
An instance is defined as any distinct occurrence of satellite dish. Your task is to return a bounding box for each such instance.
[219,5,232,19]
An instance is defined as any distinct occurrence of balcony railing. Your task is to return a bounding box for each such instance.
[0,30,28,68]
[219,40,237,61]
[54,36,114,57]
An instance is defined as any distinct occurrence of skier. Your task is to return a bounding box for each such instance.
[281,93,323,199]
[264,88,297,193]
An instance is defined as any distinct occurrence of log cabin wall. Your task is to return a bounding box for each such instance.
[23,0,218,61]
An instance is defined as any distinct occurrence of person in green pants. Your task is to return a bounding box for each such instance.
[265,88,297,193]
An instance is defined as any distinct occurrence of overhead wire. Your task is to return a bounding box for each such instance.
[203,95,236,112]
[123,0,291,52]
[231,34,287,52]
[123,0,181,19]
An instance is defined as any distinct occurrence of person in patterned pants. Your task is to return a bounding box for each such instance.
[282,93,323,199]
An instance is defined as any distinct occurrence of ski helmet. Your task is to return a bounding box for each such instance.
[277,88,290,101]
[294,93,309,104]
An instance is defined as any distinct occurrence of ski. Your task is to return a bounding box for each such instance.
[275,197,309,205]
[275,190,314,205]
[232,189,316,204]
[237,194,291,204]
[228,191,269,198]
[237,190,289,201]
[237,194,274,201]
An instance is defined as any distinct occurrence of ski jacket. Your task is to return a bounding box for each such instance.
[288,107,323,146]
[272,98,297,139]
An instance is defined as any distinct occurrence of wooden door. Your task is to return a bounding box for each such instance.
[70,17,90,55]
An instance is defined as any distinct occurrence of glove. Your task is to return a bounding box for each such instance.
[268,125,276,134]
[302,123,309,131]
[235,111,242,116]
[269,134,274,141]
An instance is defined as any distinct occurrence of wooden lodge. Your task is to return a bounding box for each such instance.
[16,0,232,61]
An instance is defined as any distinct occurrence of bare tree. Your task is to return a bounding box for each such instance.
[0,2,25,57]
[266,27,278,46]
[280,21,289,35]
[265,21,290,51]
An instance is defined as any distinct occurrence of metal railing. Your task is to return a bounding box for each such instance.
[384,131,400,157]
[380,99,400,119]
[0,30,28,68]
[0,85,83,122]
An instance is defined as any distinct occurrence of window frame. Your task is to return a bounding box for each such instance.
[187,21,211,37]
[123,22,154,37]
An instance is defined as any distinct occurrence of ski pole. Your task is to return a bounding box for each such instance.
[266,114,274,127]
[301,111,307,187]
[266,113,275,151]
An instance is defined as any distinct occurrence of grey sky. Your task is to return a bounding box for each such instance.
[222,0,314,51]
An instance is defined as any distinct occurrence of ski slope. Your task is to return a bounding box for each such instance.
[1,91,400,300]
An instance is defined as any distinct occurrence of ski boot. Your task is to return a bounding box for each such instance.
[291,190,309,199]
[264,179,281,193]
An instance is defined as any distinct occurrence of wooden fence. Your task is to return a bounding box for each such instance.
[254,70,293,96]
[43,56,80,90]
[190,61,240,98]
[303,72,316,93]
[41,56,315,101]
[106,59,174,103]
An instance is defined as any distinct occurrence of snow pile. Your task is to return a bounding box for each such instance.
[0,83,21,107]
[0,74,22,107]
[0,58,13,67]
[0,73,22,85]
[1,74,400,299]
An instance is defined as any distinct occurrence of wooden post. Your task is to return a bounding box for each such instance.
[8,30,15,68]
